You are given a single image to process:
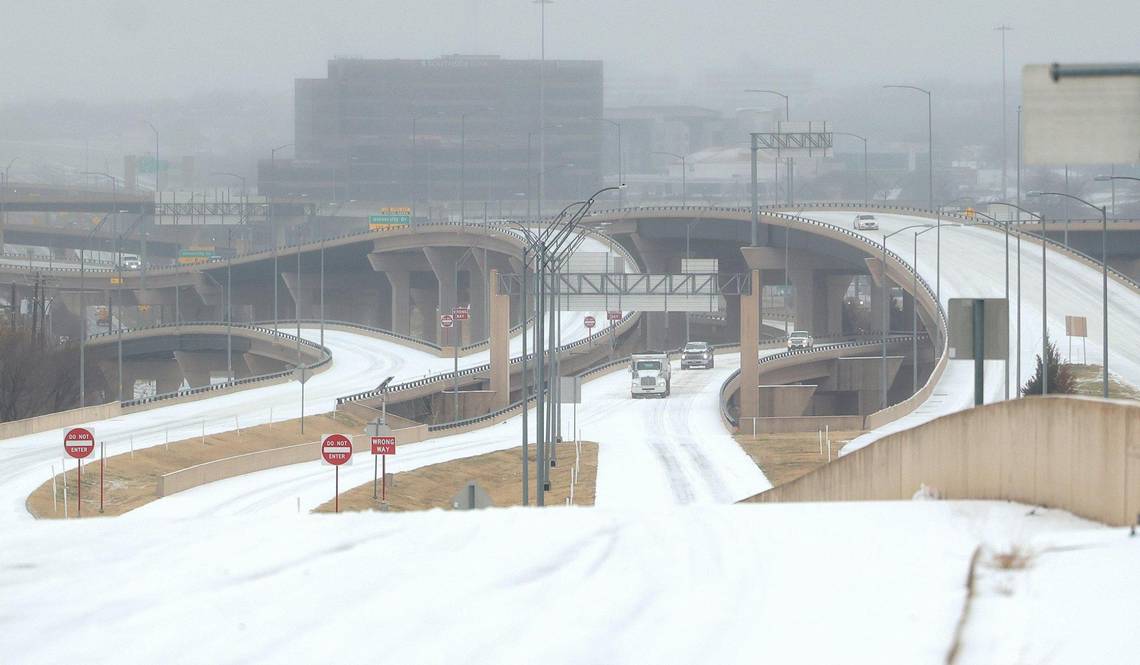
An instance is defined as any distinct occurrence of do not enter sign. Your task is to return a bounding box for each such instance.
[440,314,454,329]
[64,427,95,459]
[321,433,353,465]
[584,315,596,329]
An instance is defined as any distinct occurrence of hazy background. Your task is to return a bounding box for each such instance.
[2,0,1136,100]
[0,0,1136,189]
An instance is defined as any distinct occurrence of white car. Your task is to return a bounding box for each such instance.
[853,214,879,230]
[787,330,814,350]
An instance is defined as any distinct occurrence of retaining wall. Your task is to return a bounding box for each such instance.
[748,395,1140,526]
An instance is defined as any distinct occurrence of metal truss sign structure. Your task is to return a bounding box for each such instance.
[153,201,270,225]
[751,129,833,155]
[497,272,754,312]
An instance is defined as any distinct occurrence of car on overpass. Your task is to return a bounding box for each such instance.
[787,330,814,351]
[853,214,880,230]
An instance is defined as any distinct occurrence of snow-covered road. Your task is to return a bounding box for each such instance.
[803,211,1140,453]
[0,231,622,523]
[130,351,771,517]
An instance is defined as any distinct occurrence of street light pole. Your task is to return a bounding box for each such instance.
[0,157,18,252]
[745,89,789,206]
[884,85,933,210]
[601,118,624,208]
[988,201,1042,398]
[996,25,1012,199]
[881,224,935,408]
[269,143,293,332]
[652,151,686,206]
[1029,191,1108,397]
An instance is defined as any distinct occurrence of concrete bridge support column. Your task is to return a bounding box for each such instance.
[173,350,252,388]
[411,286,438,343]
[423,247,461,315]
[489,269,511,409]
[788,268,817,333]
[385,271,412,336]
[739,269,762,422]
[280,272,317,322]
[825,274,854,337]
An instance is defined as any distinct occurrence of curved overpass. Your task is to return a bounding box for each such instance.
[588,204,1140,451]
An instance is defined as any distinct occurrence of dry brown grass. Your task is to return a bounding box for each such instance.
[735,430,863,487]
[313,441,598,513]
[989,544,1035,571]
[1068,364,1140,401]
[26,411,367,519]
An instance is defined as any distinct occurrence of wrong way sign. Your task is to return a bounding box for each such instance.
[371,436,396,455]
[607,310,622,321]
[64,427,95,459]
[321,433,353,465]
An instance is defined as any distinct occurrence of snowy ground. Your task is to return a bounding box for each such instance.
[128,352,770,517]
[802,211,1140,454]
[4,501,1133,664]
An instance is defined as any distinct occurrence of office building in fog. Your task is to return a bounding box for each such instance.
[259,55,604,218]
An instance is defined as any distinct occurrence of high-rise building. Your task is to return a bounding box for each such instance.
[260,55,604,217]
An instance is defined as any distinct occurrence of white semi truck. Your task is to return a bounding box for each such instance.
[630,351,671,398]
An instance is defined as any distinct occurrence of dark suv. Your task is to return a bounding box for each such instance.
[681,341,714,369]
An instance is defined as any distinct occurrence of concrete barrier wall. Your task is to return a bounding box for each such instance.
[0,402,122,441]
[749,396,1140,526]
[739,415,865,435]
[157,423,429,497]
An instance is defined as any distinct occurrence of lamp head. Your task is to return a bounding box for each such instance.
[1094,175,1112,182]
[1026,191,1043,198]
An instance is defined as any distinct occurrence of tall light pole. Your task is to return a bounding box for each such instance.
[989,201,1041,397]
[460,109,493,225]
[883,85,933,210]
[684,217,709,342]
[2,157,21,252]
[535,0,553,222]
[880,224,934,408]
[912,224,957,392]
[972,209,1013,399]
[1029,191,1108,398]
[82,171,120,265]
[269,143,293,332]
[745,89,789,205]
[601,118,623,208]
[833,132,869,205]
[79,213,114,408]
[995,25,1012,199]
[652,151,686,206]
[141,120,160,285]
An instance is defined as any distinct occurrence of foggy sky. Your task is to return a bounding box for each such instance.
[2,0,1137,104]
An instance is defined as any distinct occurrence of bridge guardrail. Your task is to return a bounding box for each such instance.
[718,334,929,429]
[89,321,332,408]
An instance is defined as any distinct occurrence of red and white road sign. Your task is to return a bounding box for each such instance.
[584,315,596,329]
[440,313,455,328]
[321,434,353,465]
[64,427,95,459]
[607,310,622,322]
[452,306,470,321]
[371,436,397,455]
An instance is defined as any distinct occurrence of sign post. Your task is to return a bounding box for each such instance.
[1065,315,1088,364]
[370,435,397,501]
[584,315,596,346]
[63,427,95,517]
[321,433,353,513]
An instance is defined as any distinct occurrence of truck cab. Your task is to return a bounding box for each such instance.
[630,351,671,398]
